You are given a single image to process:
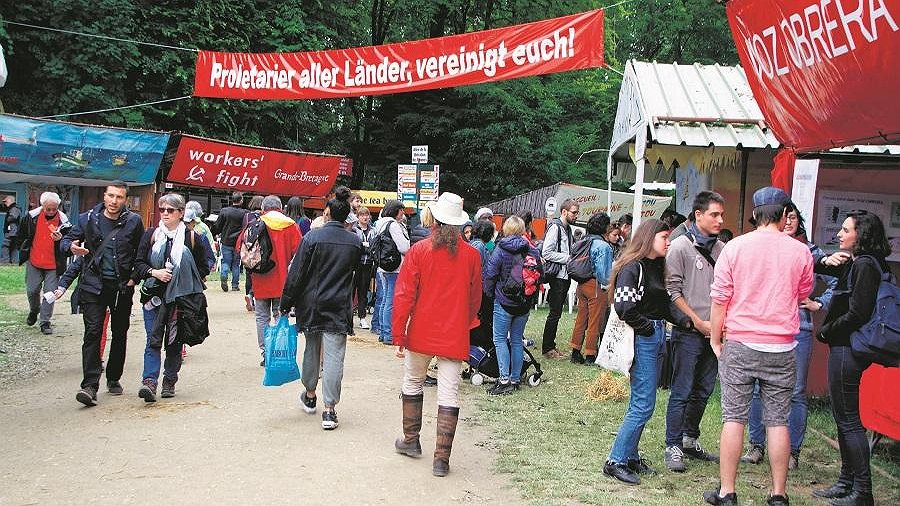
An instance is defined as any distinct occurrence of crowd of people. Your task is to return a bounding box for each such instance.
[5,179,893,499]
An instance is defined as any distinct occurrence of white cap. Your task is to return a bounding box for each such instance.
[474,207,493,221]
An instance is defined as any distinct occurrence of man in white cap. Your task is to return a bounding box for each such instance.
[18,192,69,334]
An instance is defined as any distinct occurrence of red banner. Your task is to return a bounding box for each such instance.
[727,0,900,152]
[193,10,603,100]
[167,135,344,197]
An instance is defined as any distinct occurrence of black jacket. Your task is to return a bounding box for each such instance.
[60,203,145,295]
[613,257,691,336]
[280,221,362,335]
[18,208,71,275]
[816,254,887,347]
[214,205,248,247]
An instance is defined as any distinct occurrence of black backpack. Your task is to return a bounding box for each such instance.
[567,235,601,283]
[239,219,276,274]
[370,222,402,271]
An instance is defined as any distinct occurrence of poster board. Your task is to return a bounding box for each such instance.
[815,190,900,262]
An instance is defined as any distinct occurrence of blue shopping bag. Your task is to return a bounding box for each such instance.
[263,316,301,386]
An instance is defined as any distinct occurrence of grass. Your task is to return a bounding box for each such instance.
[471,307,900,506]
[0,264,26,294]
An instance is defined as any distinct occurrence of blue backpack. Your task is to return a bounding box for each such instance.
[850,256,900,367]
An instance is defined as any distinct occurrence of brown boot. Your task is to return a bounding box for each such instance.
[432,405,460,477]
[395,393,423,457]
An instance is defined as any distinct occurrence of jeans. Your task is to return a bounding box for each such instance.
[26,261,58,324]
[608,320,665,464]
[492,301,529,383]
[220,245,241,289]
[371,272,384,333]
[255,297,280,351]
[748,329,813,452]
[301,331,347,408]
[541,277,569,354]
[78,281,133,389]
[828,345,873,494]
[378,271,398,344]
[141,306,182,383]
[664,328,718,446]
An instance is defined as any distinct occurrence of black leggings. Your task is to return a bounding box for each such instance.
[354,264,373,318]
[828,345,872,494]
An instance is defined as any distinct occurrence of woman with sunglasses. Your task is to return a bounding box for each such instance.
[133,194,211,402]
[812,211,890,506]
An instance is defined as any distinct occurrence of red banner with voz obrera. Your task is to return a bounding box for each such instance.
[167,135,344,197]
[727,0,900,152]
[193,9,603,100]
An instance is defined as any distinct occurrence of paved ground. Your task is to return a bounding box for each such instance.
[0,289,521,506]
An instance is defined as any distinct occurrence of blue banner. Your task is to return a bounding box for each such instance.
[0,114,169,184]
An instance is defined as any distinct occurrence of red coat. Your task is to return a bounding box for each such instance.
[392,237,482,361]
[250,211,302,300]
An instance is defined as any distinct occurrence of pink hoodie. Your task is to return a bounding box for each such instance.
[710,229,814,344]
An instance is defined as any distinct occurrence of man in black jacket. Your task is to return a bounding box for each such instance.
[213,192,247,292]
[1,194,22,263]
[61,182,145,407]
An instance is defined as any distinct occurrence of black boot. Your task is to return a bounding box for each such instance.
[828,491,874,506]
[395,393,423,458]
[812,482,853,499]
[570,349,585,364]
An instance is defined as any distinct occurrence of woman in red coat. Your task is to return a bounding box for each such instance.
[392,192,482,477]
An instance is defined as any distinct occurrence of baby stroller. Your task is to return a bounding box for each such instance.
[467,342,544,387]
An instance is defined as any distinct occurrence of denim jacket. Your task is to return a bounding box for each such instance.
[800,242,836,332]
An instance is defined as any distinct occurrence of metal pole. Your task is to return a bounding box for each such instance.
[738,149,749,234]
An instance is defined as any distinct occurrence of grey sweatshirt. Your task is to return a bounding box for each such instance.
[665,233,724,322]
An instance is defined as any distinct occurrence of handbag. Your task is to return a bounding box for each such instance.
[595,263,643,377]
[263,316,301,386]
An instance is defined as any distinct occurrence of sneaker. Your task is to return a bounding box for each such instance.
[26,311,38,326]
[231,285,240,292]
[603,461,640,485]
[160,378,176,398]
[788,452,799,470]
[583,354,597,365]
[300,391,317,414]
[138,380,157,403]
[627,457,657,475]
[703,489,738,506]
[359,318,370,329]
[542,349,565,360]
[76,386,98,407]
[767,494,790,506]
[665,445,686,472]
[40,322,52,335]
[683,438,719,461]
[321,410,339,430]
[220,279,228,292]
[244,295,254,312]
[107,380,124,395]
[570,349,585,364]
[740,444,765,464]
[423,375,438,387]
[260,351,266,367]
[488,382,515,396]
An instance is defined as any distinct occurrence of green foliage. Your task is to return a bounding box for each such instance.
[0,0,737,207]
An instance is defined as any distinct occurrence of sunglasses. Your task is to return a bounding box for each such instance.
[159,207,181,214]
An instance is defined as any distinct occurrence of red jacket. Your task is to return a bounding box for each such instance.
[392,236,482,361]
[250,211,302,300]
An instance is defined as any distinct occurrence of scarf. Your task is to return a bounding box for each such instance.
[151,221,186,269]
[688,222,718,252]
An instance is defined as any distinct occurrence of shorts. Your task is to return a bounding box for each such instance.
[719,341,795,426]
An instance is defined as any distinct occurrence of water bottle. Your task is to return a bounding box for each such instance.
[143,296,162,311]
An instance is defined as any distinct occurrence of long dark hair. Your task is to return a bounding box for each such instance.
[607,219,670,304]
[284,196,304,221]
[327,186,352,222]
[848,211,890,259]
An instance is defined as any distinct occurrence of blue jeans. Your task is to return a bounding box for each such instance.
[378,271,398,344]
[220,245,241,289]
[371,272,384,334]
[664,328,718,446]
[609,320,665,464]
[748,329,812,452]
[141,306,182,383]
[492,302,529,383]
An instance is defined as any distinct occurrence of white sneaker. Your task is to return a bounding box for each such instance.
[359,318,369,329]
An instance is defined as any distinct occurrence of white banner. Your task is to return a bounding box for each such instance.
[791,159,819,226]
[815,190,900,262]
[554,183,671,222]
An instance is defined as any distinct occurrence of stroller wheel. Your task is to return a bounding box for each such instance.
[527,373,541,387]
[471,373,484,386]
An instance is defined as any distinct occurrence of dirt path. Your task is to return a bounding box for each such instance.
[0,289,521,506]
